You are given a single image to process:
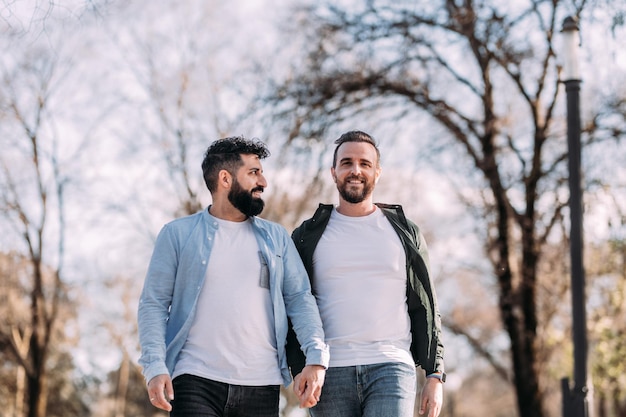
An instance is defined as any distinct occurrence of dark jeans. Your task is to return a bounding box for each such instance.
[171,374,280,417]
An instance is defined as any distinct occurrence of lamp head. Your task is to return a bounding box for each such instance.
[560,16,581,81]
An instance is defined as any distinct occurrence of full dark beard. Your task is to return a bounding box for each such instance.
[228,180,265,217]
[337,177,373,204]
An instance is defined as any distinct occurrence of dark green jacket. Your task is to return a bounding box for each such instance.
[286,203,445,376]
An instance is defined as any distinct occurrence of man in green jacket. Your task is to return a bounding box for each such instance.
[287,130,445,417]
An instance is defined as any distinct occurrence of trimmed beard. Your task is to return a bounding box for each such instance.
[337,176,373,204]
[228,179,265,217]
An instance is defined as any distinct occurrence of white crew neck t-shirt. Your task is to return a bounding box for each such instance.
[312,207,413,367]
[173,216,282,385]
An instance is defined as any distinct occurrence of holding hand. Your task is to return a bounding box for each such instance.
[293,365,326,408]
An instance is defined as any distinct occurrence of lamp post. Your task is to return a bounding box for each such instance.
[560,15,589,417]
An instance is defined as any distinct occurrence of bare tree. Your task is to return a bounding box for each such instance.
[103,0,271,222]
[0,38,75,417]
[262,1,626,416]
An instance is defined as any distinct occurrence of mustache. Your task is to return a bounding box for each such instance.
[251,186,264,194]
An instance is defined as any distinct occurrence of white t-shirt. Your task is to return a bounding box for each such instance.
[312,207,413,367]
[173,216,282,385]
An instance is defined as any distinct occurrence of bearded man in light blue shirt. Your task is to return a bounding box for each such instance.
[138,136,329,416]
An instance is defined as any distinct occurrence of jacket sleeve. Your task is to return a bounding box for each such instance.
[411,222,445,375]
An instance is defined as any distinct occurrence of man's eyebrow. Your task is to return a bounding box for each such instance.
[346,156,372,162]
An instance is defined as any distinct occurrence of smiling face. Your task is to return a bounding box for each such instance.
[227,153,267,217]
[331,141,381,204]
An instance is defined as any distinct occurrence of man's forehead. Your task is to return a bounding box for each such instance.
[240,153,262,167]
[241,153,261,161]
[337,143,377,159]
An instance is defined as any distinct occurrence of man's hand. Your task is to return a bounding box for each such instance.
[292,365,326,408]
[147,374,174,412]
[419,377,443,417]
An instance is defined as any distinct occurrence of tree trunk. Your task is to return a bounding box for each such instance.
[489,157,543,417]
[28,265,49,417]
[114,352,131,417]
[15,366,25,417]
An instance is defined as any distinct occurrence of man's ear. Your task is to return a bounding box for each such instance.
[330,167,337,183]
[218,169,232,189]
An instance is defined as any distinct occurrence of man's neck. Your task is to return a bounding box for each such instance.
[335,199,376,217]
[208,201,247,222]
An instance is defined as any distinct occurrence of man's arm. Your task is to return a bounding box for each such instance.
[138,225,178,391]
[281,230,329,408]
[281,232,329,368]
[419,377,443,417]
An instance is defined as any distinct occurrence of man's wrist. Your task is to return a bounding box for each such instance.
[304,364,327,370]
[426,372,446,383]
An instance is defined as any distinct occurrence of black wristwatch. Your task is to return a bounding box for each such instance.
[426,372,446,383]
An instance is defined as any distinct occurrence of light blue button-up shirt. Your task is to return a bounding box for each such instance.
[138,208,329,386]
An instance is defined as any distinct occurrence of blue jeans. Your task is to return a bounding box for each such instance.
[310,363,417,417]
[170,374,280,417]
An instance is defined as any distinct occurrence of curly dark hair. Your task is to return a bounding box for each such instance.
[201,136,270,192]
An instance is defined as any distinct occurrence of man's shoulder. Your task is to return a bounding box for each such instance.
[252,216,289,236]
[375,203,420,231]
[158,211,207,239]
[165,211,204,227]
[375,203,406,221]
[294,204,334,230]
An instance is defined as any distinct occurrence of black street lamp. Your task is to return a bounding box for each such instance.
[559,15,590,417]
